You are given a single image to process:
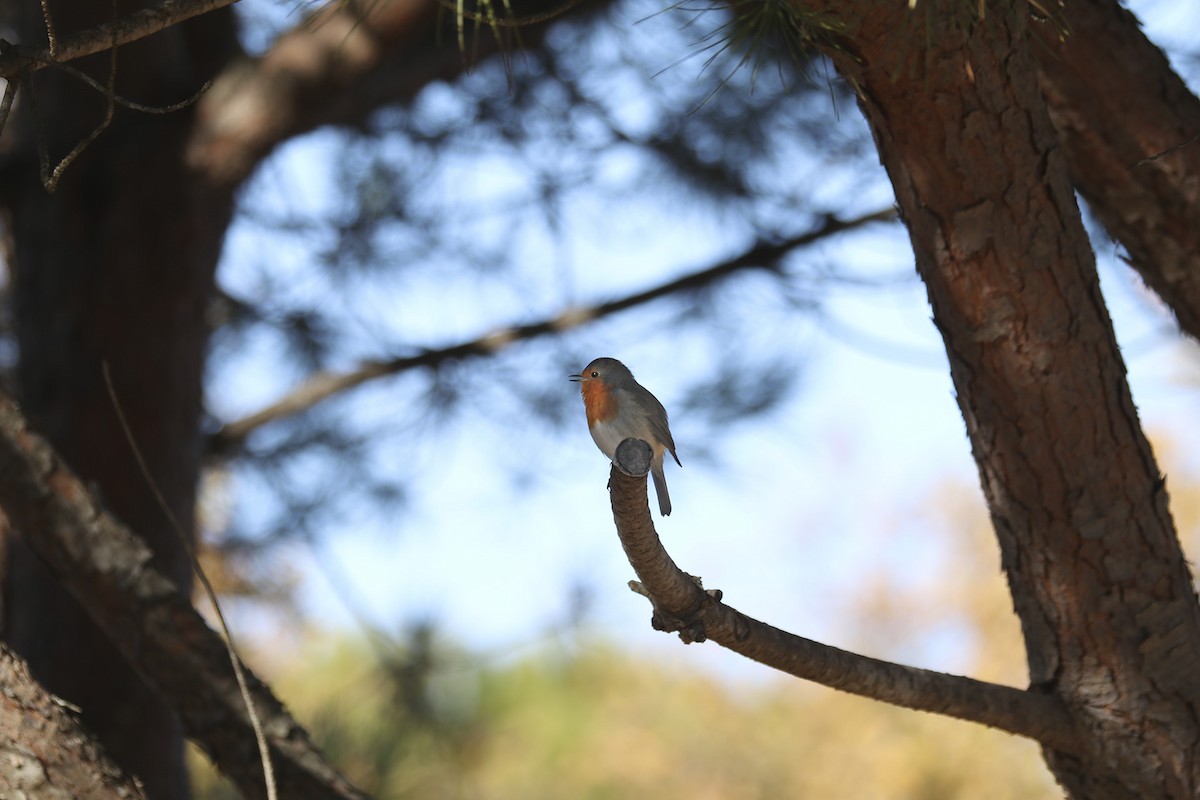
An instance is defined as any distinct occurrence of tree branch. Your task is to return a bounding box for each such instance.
[603,456,1081,756]
[0,391,366,800]
[0,645,145,800]
[207,208,895,454]
[0,0,236,77]
[186,0,613,187]
[1032,0,1200,342]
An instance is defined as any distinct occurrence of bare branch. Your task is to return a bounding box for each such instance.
[33,4,120,192]
[604,462,1082,755]
[0,391,367,800]
[41,57,212,114]
[208,208,896,453]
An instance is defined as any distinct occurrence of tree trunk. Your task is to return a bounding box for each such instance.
[4,3,237,797]
[810,2,1200,796]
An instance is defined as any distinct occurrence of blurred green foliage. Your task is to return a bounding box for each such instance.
[192,634,1058,799]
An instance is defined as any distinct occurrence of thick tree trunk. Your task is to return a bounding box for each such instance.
[4,3,237,797]
[809,2,1200,797]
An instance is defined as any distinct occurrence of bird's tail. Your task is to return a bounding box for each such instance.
[651,463,671,516]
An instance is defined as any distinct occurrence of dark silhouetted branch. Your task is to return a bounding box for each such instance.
[0,0,236,78]
[207,208,896,454]
[604,459,1082,756]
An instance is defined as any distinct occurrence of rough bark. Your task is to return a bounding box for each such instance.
[4,2,239,797]
[803,2,1200,797]
[1033,0,1200,342]
[0,643,146,799]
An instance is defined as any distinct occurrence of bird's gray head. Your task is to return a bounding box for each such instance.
[569,357,633,385]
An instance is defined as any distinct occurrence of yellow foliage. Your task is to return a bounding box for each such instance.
[192,634,1057,799]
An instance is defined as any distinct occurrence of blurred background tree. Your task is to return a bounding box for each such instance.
[0,0,1198,796]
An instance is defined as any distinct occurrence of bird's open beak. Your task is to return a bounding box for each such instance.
[568,373,583,382]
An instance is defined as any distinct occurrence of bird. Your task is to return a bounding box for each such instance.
[569,357,681,515]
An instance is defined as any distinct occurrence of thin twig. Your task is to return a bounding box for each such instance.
[40,15,119,192]
[17,0,213,189]
[1132,131,1200,168]
[39,0,59,59]
[103,365,277,800]
[46,56,213,113]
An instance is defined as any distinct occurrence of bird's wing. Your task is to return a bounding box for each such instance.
[642,392,681,466]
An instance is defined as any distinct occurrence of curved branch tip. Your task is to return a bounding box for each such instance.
[614,437,652,477]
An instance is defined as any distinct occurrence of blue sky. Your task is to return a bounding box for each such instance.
[206,0,1200,684]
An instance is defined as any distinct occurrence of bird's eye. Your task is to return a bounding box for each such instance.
[591,371,599,378]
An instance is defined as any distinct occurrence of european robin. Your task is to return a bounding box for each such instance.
[569,357,681,516]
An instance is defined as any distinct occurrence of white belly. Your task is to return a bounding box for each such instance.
[590,415,658,461]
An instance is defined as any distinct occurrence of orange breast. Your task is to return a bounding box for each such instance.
[582,381,618,425]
